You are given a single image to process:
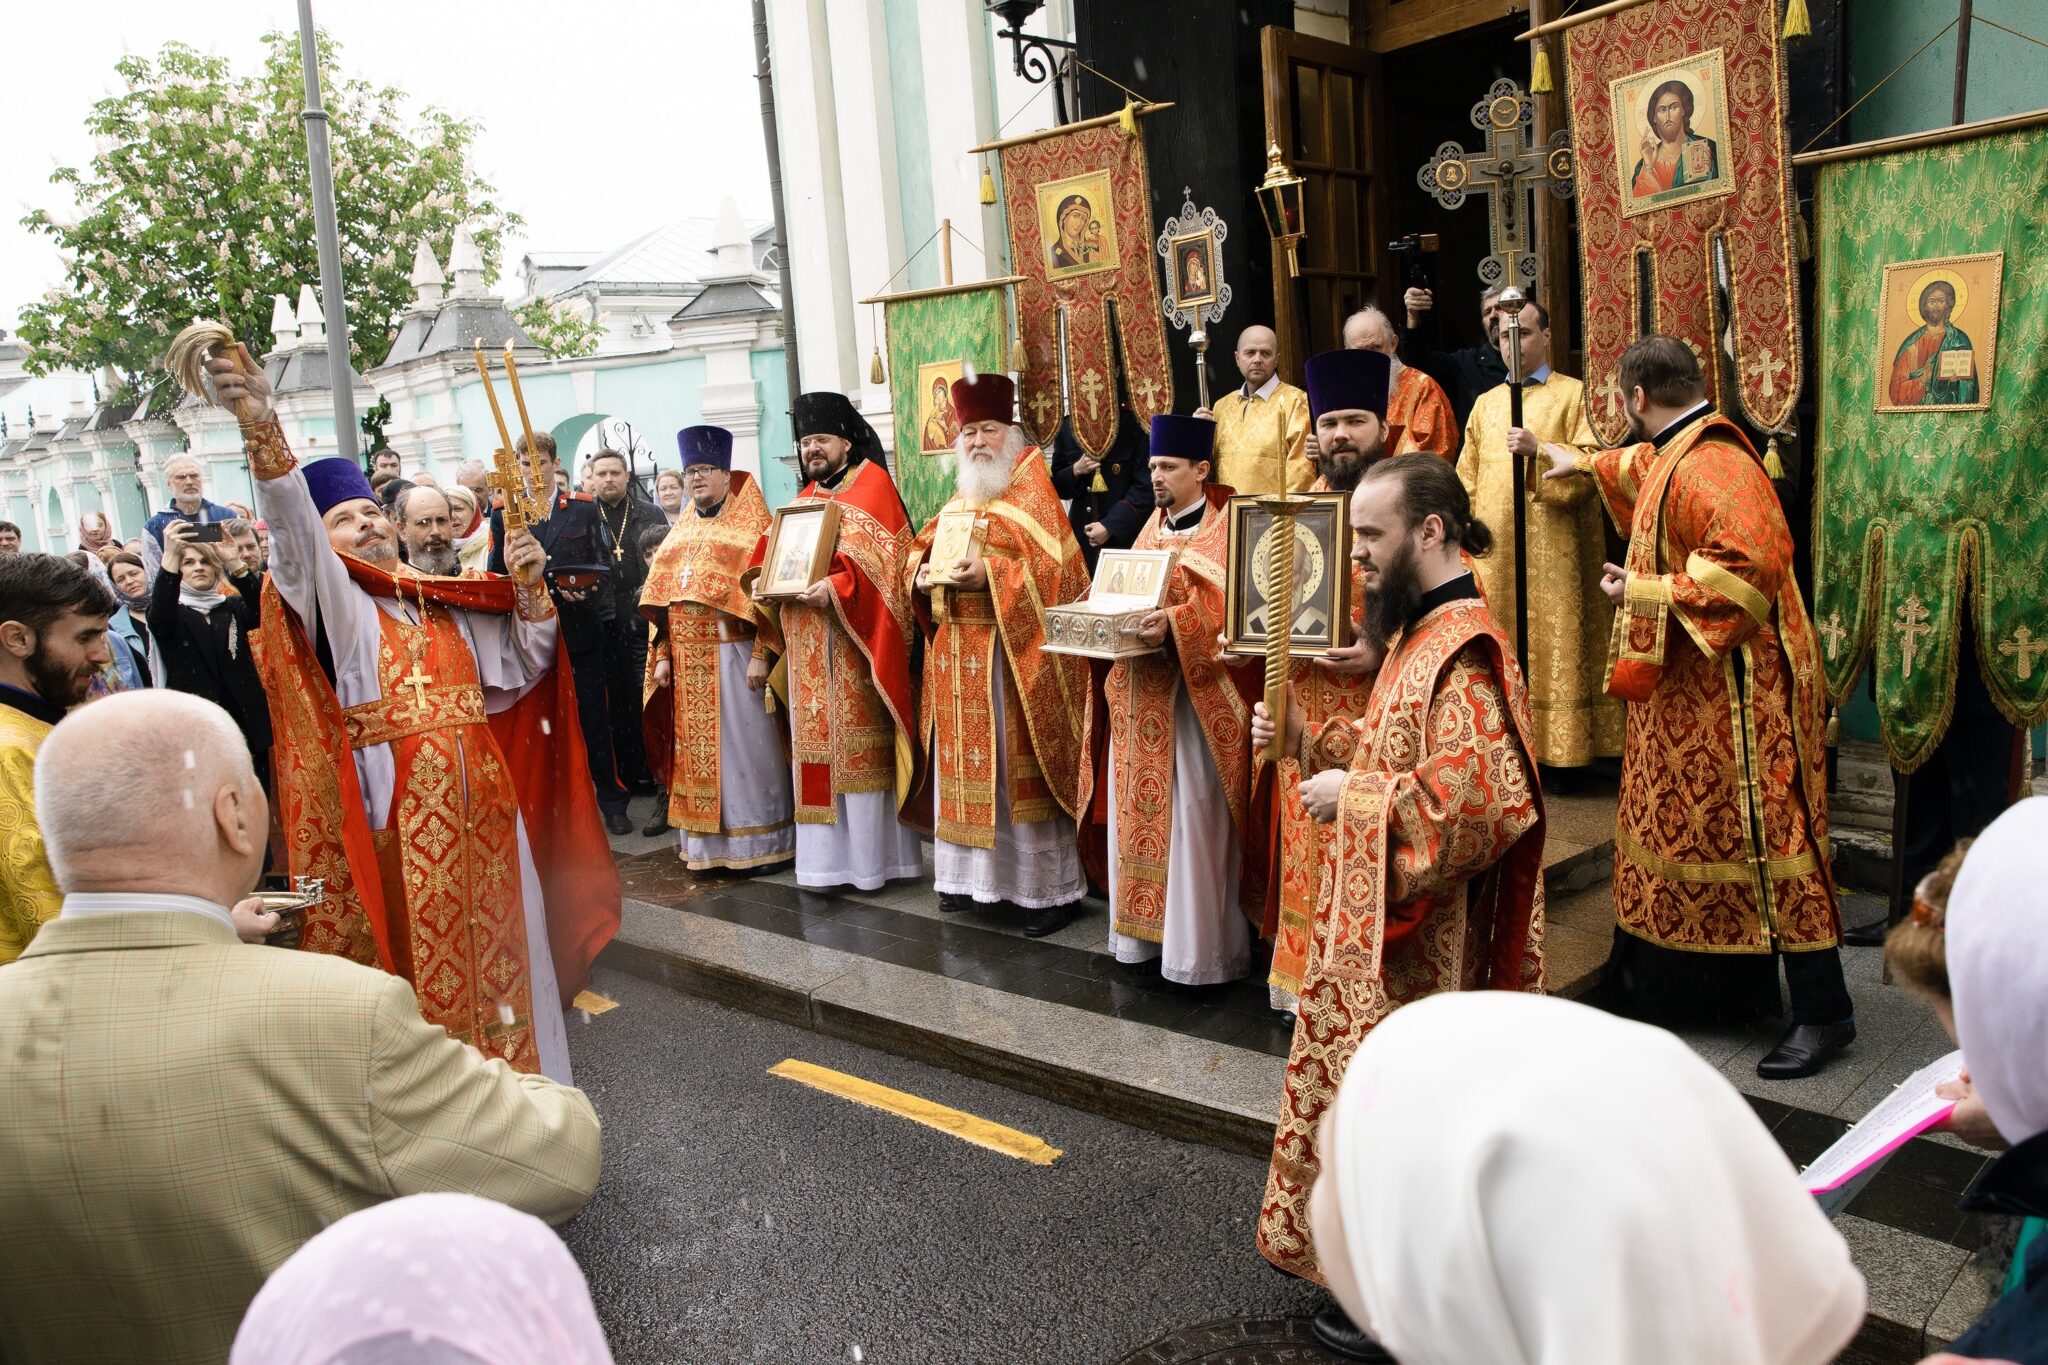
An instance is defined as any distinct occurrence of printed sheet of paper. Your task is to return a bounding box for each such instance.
[1803,1049,1963,1195]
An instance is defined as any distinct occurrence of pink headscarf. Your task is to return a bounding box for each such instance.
[78,510,115,553]
[229,1194,614,1365]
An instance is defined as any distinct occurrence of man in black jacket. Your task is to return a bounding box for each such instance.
[583,448,666,800]
[1397,284,1510,427]
[488,432,631,835]
[1047,408,1152,572]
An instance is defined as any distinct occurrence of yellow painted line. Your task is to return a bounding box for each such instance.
[571,990,620,1015]
[768,1059,1063,1165]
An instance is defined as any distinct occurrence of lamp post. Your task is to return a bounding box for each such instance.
[293,0,358,465]
[987,1,1079,123]
[1255,141,1311,367]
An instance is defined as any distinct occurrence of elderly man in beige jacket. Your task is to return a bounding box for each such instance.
[0,690,603,1365]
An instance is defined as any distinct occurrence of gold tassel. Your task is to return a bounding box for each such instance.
[1764,435,1787,479]
[869,345,886,386]
[1783,0,1812,40]
[1531,44,1556,95]
[1118,98,1138,138]
[1090,470,1108,494]
[1794,207,1813,262]
[1824,709,1840,746]
[1008,335,1027,372]
[978,159,997,206]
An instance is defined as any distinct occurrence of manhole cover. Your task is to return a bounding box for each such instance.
[1116,1317,1349,1364]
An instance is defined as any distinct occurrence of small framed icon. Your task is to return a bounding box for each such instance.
[755,501,842,600]
[1222,492,1351,657]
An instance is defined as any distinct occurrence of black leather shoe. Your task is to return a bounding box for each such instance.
[1310,1307,1395,1362]
[640,805,670,838]
[1019,899,1082,938]
[1757,1018,1856,1079]
[604,809,633,837]
[1841,914,1892,947]
[938,893,973,915]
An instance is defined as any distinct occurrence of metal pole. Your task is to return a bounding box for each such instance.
[1952,0,1975,124]
[294,0,359,465]
[1498,286,1530,683]
[753,0,801,408]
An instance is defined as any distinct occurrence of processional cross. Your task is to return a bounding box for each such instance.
[1417,79,1575,293]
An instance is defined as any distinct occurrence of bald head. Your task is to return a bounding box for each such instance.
[36,690,266,904]
[1236,324,1279,388]
[1342,308,1399,356]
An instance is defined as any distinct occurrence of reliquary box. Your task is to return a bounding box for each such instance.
[1041,548,1176,660]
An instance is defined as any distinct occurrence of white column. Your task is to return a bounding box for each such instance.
[767,0,858,397]
[696,322,768,481]
[823,0,907,444]
[919,0,1008,285]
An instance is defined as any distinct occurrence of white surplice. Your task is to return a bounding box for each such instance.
[255,463,574,1083]
[681,640,795,871]
[932,661,1083,909]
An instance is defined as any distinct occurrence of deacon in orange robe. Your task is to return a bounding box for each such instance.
[906,375,1092,936]
[751,392,925,892]
[1340,306,1460,459]
[641,425,793,872]
[1254,445,1544,1355]
[1547,335,1850,1080]
[197,340,620,1082]
[1105,415,1255,985]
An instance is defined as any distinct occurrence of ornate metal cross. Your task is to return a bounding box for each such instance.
[399,666,433,711]
[1893,596,1933,679]
[1417,79,1575,293]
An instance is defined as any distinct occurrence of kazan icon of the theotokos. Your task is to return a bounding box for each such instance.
[1038,169,1120,280]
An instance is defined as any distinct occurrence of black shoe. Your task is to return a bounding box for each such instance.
[1019,899,1082,938]
[640,805,670,838]
[1757,1018,1856,1079]
[938,893,973,915]
[604,809,634,837]
[1310,1307,1394,1362]
[1841,914,1892,948]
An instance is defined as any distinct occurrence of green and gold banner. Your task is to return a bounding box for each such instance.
[1812,125,2048,769]
[880,281,1012,529]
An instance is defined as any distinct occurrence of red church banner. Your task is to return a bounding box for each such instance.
[981,109,1175,457]
[1563,0,1801,451]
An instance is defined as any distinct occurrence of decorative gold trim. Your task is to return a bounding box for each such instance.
[1685,551,1771,629]
[1614,828,1824,885]
[242,421,298,481]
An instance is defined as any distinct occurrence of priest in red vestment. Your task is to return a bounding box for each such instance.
[1254,384,1545,1358]
[189,337,620,1082]
[750,391,924,891]
[1545,335,1851,1080]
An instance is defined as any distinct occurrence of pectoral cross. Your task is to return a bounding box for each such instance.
[1893,595,1933,679]
[1078,369,1104,422]
[399,666,433,710]
[1417,79,1574,291]
[2000,625,2045,681]
[1747,348,1787,400]
[678,564,693,591]
[1816,610,1847,661]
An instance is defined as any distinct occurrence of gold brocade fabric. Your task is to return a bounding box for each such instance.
[1212,381,1313,494]
[1387,365,1460,460]
[1104,501,1251,943]
[0,705,61,965]
[907,451,1092,849]
[1455,373,1622,767]
[1256,598,1545,1285]
[1589,417,1839,954]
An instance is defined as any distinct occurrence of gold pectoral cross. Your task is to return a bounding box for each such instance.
[399,666,433,711]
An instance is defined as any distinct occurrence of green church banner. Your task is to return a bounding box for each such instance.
[880,281,1013,530]
[1812,125,2048,770]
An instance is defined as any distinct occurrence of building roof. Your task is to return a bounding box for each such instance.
[670,281,778,322]
[266,341,375,398]
[535,218,774,301]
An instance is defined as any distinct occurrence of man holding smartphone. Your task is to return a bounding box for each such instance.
[141,455,236,582]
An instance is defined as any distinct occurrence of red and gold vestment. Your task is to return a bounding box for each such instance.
[1386,365,1460,461]
[1256,593,1545,1283]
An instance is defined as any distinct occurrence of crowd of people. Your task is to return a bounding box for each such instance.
[0,284,2040,1365]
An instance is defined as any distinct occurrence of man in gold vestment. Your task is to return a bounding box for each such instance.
[1197,324,1313,494]
[1456,297,1621,770]
[1546,336,1851,1080]
[1252,453,1544,1361]
[641,425,793,872]
[907,375,1091,936]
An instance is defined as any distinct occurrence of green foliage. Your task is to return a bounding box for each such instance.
[16,31,520,387]
[513,296,605,360]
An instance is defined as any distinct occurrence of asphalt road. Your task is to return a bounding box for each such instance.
[558,967,1325,1365]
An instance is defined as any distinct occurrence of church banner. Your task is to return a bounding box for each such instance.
[981,111,1174,457]
[879,281,1013,530]
[1563,0,1801,450]
[1811,125,2048,769]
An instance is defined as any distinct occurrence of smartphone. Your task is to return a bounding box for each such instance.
[189,522,227,543]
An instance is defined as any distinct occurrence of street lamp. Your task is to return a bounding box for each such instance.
[986,0,1078,122]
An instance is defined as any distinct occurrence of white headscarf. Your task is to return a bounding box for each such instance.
[230,1194,614,1365]
[1320,993,1865,1365]
[1948,795,2048,1145]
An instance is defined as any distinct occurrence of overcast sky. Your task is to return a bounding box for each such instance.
[0,1,773,332]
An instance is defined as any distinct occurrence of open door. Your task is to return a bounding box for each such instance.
[1259,26,1394,378]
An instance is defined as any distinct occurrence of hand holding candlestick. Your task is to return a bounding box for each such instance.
[473,340,555,621]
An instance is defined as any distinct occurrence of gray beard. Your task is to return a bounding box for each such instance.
[409,545,459,575]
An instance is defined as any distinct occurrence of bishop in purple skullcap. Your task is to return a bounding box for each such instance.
[677,425,733,471]
[1304,348,1391,424]
[302,456,378,515]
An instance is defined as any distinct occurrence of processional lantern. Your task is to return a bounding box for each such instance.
[1255,142,1307,280]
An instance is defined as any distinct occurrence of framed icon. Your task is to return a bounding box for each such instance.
[1166,230,1219,310]
[754,501,842,601]
[924,508,987,587]
[1222,493,1351,657]
[1037,168,1121,281]
[1609,49,1736,218]
[1875,252,2002,414]
[917,360,966,455]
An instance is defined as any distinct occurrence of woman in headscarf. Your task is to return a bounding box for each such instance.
[445,483,492,575]
[653,467,686,524]
[230,1193,614,1365]
[105,550,154,681]
[77,510,118,564]
[1915,797,2048,1362]
[148,522,270,782]
[1310,992,1866,1365]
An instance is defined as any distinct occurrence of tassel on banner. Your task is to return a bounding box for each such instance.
[1531,44,1556,95]
[979,158,998,206]
[1090,470,1108,494]
[870,345,886,386]
[1008,334,1027,372]
[1824,709,1840,747]
[1118,98,1138,138]
[1764,435,1787,480]
[1783,0,1812,40]
[1794,206,1813,262]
